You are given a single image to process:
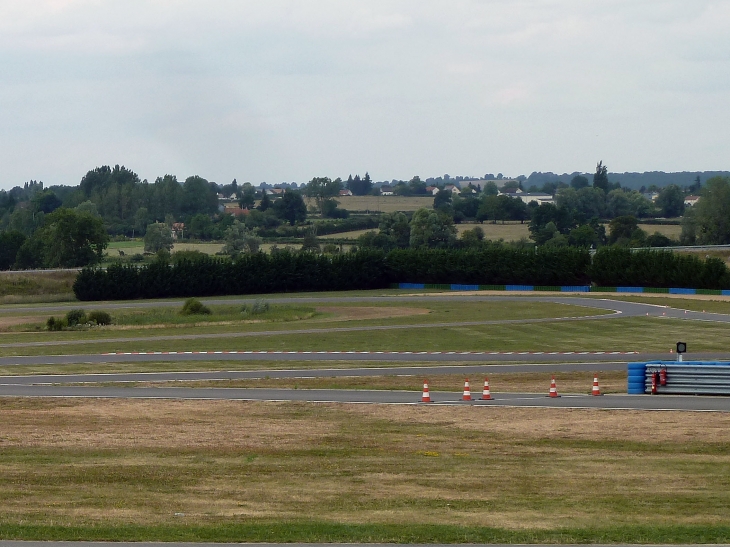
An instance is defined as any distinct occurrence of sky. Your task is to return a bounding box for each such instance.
[0,0,728,190]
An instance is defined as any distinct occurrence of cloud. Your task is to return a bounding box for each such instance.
[0,1,729,189]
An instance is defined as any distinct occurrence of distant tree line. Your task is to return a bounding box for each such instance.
[73,246,730,301]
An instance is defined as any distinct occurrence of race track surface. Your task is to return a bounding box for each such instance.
[0,384,728,411]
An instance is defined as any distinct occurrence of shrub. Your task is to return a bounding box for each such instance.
[46,316,67,331]
[241,299,270,316]
[65,309,87,327]
[88,310,112,325]
[180,298,211,315]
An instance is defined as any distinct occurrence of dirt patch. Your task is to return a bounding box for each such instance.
[316,306,431,321]
[0,316,43,330]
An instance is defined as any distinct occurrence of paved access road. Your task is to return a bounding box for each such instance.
[1,383,728,412]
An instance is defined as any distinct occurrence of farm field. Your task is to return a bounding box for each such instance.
[638,223,682,238]
[338,195,434,213]
[0,399,728,542]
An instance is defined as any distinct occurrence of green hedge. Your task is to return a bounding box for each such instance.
[589,247,730,289]
[73,247,730,301]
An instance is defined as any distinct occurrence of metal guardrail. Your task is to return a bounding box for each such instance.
[629,361,730,396]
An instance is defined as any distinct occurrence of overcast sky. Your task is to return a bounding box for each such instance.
[0,0,728,190]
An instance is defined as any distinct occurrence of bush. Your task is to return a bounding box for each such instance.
[65,309,87,327]
[46,316,67,331]
[180,298,211,315]
[88,310,112,325]
[242,299,270,316]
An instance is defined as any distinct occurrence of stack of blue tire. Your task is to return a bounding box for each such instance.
[627,363,647,394]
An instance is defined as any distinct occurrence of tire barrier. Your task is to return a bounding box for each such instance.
[628,361,730,396]
[397,283,730,295]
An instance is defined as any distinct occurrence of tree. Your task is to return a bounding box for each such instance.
[593,161,610,192]
[31,189,62,214]
[482,181,499,196]
[528,203,575,245]
[0,230,26,270]
[571,175,590,190]
[258,191,272,212]
[188,213,213,239]
[182,175,218,216]
[691,176,730,244]
[433,189,452,211]
[75,200,100,218]
[239,186,256,210]
[16,208,109,268]
[347,173,373,196]
[378,212,411,249]
[656,184,685,218]
[223,220,261,255]
[273,190,307,225]
[144,222,173,253]
[608,215,640,245]
[133,207,149,236]
[409,208,457,249]
[304,177,342,215]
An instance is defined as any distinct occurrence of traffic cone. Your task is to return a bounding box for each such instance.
[422,380,431,403]
[463,379,472,401]
[481,377,492,400]
[548,376,560,398]
[591,375,602,396]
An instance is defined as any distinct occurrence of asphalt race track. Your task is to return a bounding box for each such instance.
[2,295,730,412]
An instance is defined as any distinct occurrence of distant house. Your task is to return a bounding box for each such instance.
[266,188,285,196]
[444,184,461,194]
[498,187,523,196]
[171,222,185,240]
[380,185,395,196]
[339,189,353,197]
[643,192,659,202]
[516,192,554,205]
[425,186,439,195]
[223,205,250,217]
[684,195,700,207]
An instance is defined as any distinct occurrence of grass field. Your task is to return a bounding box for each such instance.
[2,288,730,542]
[121,370,629,395]
[338,195,434,213]
[0,399,728,542]
[639,223,682,239]
[0,271,78,304]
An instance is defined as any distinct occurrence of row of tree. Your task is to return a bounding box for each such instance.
[72,246,730,301]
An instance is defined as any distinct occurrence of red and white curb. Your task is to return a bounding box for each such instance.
[103,350,641,356]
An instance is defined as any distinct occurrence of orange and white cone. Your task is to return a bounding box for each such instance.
[463,379,472,401]
[548,376,560,398]
[591,375,602,396]
[422,380,431,403]
[481,377,492,400]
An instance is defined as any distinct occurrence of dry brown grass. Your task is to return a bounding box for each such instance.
[0,270,78,302]
[315,306,430,321]
[637,223,683,239]
[0,398,728,529]
[337,195,434,213]
[459,222,530,241]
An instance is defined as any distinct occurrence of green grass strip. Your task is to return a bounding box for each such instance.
[533,285,561,292]
[1,522,729,544]
[591,286,617,292]
[644,287,670,293]
[697,288,723,295]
